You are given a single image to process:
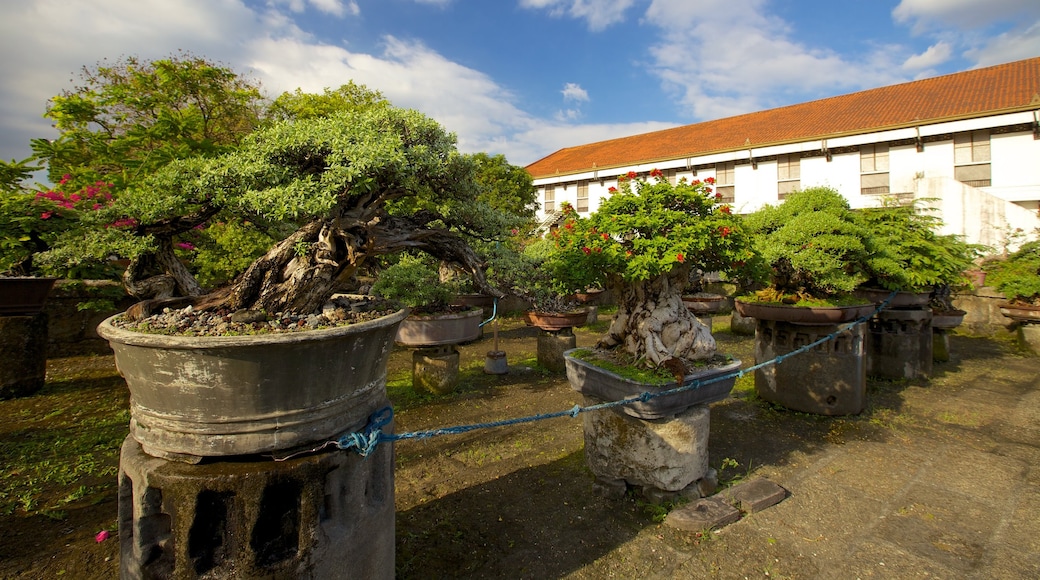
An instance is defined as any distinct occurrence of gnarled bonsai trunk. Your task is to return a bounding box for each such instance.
[598,268,716,366]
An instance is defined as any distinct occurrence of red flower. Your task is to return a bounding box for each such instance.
[676,253,685,263]
[608,186,617,193]
[594,247,602,253]
[582,247,592,255]
[718,226,731,237]
[720,206,732,214]
[649,168,663,178]
[40,211,54,220]
[626,171,638,179]
[715,192,723,201]
[564,221,574,230]
[705,177,716,185]
[691,179,701,186]
[601,233,609,240]
[625,250,633,258]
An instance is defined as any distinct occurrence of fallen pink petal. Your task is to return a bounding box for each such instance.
[95,530,110,543]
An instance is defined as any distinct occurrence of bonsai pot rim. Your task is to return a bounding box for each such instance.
[524,308,590,331]
[734,299,875,325]
[0,276,59,316]
[998,302,1040,324]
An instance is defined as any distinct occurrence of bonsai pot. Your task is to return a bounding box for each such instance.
[524,309,589,331]
[564,349,742,420]
[396,307,483,347]
[97,307,408,459]
[998,302,1040,324]
[682,293,725,315]
[572,289,604,304]
[854,287,931,308]
[734,299,875,325]
[0,277,58,316]
[931,309,966,329]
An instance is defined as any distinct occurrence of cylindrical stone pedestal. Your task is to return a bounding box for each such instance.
[0,312,48,399]
[585,305,599,325]
[118,435,395,579]
[933,329,951,362]
[755,319,867,415]
[484,350,508,374]
[1016,323,1040,355]
[413,345,460,395]
[730,309,756,336]
[867,308,932,380]
[582,396,713,499]
[537,328,576,373]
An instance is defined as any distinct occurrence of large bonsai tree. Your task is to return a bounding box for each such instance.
[548,170,752,367]
[42,105,507,315]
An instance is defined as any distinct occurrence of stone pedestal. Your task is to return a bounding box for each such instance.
[585,305,598,325]
[413,345,460,395]
[118,435,395,580]
[933,329,952,362]
[582,396,712,495]
[0,312,48,399]
[867,308,932,380]
[730,309,756,336]
[754,319,867,415]
[484,350,508,374]
[1016,324,1040,355]
[537,328,576,373]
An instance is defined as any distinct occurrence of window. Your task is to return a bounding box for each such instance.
[860,144,890,195]
[777,154,800,199]
[663,169,678,185]
[715,162,735,203]
[543,184,555,212]
[954,130,991,187]
[576,181,589,212]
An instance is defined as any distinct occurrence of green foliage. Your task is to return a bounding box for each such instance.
[548,171,752,290]
[469,152,538,224]
[856,200,985,292]
[371,254,458,311]
[267,82,389,121]
[36,51,264,191]
[984,239,1040,304]
[744,187,870,297]
[192,220,278,288]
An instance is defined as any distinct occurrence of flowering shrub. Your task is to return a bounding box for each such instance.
[547,170,751,290]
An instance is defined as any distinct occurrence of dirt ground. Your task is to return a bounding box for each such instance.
[2,310,1038,578]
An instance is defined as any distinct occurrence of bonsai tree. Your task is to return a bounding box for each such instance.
[856,199,986,310]
[742,186,872,303]
[370,253,460,314]
[40,104,506,317]
[547,170,752,369]
[984,238,1040,305]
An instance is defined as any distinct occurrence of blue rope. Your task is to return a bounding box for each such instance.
[336,291,897,457]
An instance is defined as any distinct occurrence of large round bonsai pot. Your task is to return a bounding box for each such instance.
[998,302,1040,324]
[682,293,725,315]
[734,299,875,325]
[0,277,58,316]
[97,307,408,459]
[931,309,966,329]
[564,349,741,420]
[396,307,483,347]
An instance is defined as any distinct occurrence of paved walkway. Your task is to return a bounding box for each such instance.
[570,332,1040,579]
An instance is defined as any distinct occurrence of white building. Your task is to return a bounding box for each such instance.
[526,57,1040,252]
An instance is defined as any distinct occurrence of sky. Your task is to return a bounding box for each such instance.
[1,0,1039,173]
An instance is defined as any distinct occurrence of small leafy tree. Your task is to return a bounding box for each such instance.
[548,170,752,366]
[984,239,1040,305]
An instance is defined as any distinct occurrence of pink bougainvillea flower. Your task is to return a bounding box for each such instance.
[510,228,519,235]
[40,211,54,220]
[176,242,196,251]
[59,174,71,185]
[95,530,110,543]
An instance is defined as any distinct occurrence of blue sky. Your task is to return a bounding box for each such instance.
[1,0,1038,171]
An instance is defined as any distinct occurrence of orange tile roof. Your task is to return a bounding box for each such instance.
[526,57,1040,179]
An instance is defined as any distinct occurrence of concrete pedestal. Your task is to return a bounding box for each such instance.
[730,309,756,336]
[933,329,952,362]
[118,435,395,579]
[867,308,932,380]
[754,319,867,415]
[413,345,460,395]
[1016,323,1040,355]
[537,328,576,373]
[582,396,712,496]
[0,312,48,399]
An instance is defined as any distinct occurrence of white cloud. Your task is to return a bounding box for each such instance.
[641,0,906,121]
[893,0,1040,31]
[519,0,638,31]
[902,41,953,70]
[966,20,1040,67]
[562,83,589,102]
